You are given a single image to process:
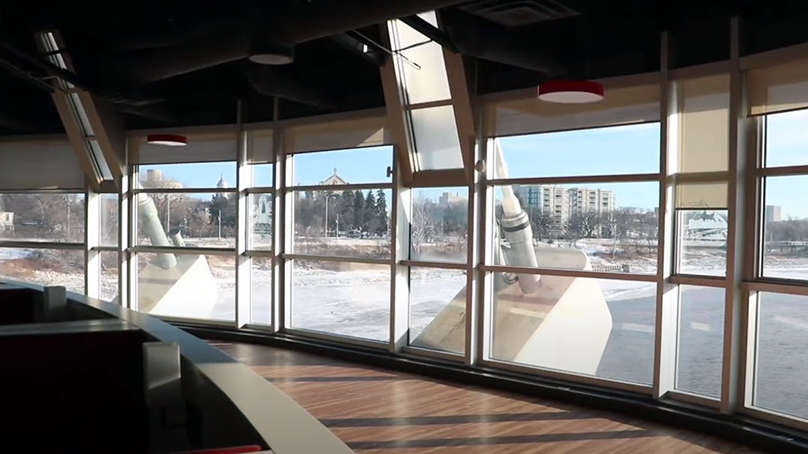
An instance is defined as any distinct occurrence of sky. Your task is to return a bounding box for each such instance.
[141,113,808,218]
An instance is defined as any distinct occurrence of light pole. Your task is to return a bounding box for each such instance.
[218,209,222,240]
[324,193,338,238]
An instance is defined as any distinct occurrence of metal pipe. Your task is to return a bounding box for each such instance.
[494,139,540,293]
[134,181,177,269]
[168,229,186,247]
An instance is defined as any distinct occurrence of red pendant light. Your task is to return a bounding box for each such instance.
[538,80,604,104]
[146,134,187,146]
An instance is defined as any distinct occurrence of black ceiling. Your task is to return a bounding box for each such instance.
[1,0,808,136]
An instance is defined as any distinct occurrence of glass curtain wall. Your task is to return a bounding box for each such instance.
[42,36,808,435]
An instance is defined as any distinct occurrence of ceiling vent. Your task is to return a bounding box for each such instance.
[460,0,579,28]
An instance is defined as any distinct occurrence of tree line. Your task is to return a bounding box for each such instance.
[295,189,389,237]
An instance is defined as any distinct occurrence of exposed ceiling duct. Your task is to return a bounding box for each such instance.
[247,66,332,109]
[442,8,566,76]
[105,0,473,88]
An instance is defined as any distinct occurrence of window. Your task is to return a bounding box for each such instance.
[288,147,393,342]
[494,124,660,179]
[135,192,236,249]
[139,162,237,190]
[0,193,85,243]
[410,188,468,263]
[137,253,234,322]
[290,260,390,342]
[409,267,466,355]
[100,193,119,247]
[292,147,392,186]
[250,257,272,325]
[249,194,273,251]
[98,251,119,303]
[676,285,724,398]
[676,210,728,276]
[292,189,391,259]
[753,292,808,420]
[0,248,84,294]
[494,182,659,275]
[490,275,656,385]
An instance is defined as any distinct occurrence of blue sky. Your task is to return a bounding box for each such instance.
[141,115,808,218]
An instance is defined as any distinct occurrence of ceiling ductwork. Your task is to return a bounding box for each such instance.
[442,8,566,76]
[105,0,473,88]
[247,66,332,109]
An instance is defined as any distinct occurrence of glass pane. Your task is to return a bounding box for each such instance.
[88,140,113,180]
[100,194,119,247]
[98,251,119,303]
[494,123,661,179]
[292,189,391,259]
[392,16,451,105]
[137,253,234,322]
[0,193,85,243]
[676,210,727,276]
[491,276,655,385]
[291,260,389,342]
[765,109,808,168]
[69,92,94,136]
[135,192,236,249]
[410,188,468,263]
[253,163,274,188]
[0,248,84,294]
[139,162,237,190]
[251,257,272,325]
[754,292,808,419]
[292,147,392,186]
[676,285,724,398]
[494,182,659,275]
[762,175,808,279]
[409,267,466,355]
[249,193,273,251]
[410,106,463,170]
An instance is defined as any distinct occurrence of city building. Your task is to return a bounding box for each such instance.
[517,184,614,227]
[319,168,348,186]
[766,205,782,222]
[439,191,467,206]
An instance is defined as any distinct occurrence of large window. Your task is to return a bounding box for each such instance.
[486,123,661,383]
[288,146,393,343]
[133,161,237,322]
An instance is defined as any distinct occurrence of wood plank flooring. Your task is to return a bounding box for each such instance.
[211,341,763,454]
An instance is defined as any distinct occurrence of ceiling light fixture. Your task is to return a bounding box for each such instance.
[538,80,604,103]
[249,41,295,65]
[146,134,187,147]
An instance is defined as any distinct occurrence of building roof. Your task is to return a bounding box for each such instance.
[320,168,348,186]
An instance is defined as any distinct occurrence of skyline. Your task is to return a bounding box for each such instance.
[139,114,808,219]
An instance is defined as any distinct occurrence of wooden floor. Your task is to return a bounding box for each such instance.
[211,341,763,454]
